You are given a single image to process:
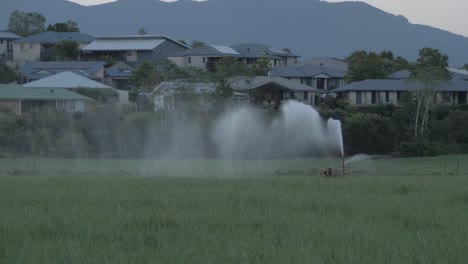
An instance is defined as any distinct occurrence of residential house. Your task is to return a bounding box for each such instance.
[104,62,135,90]
[168,45,240,71]
[0,83,92,115]
[0,31,20,60]
[448,68,468,81]
[333,79,468,106]
[13,31,95,63]
[82,35,191,64]
[23,71,111,89]
[231,43,299,67]
[271,57,348,91]
[230,76,317,107]
[151,81,220,112]
[152,76,316,111]
[20,61,106,83]
[389,68,468,81]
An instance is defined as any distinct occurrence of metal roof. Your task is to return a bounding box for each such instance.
[231,43,299,59]
[171,45,240,57]
[83,38,165,51]
[20,61,105,80]
[271,64,346,78]
[105,68,134,78]
[82,35,191,51]
[231,76,316,92]
[23,71,110,89]
[0,31,21,40]
[0,83,91,100]
[13,31,94,44]
[297,57,348,71]
[333,79,468,92]
[448,68,468,80]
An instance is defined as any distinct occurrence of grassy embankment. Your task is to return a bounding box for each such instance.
[0,155,467,263]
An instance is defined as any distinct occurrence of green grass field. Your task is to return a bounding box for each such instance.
[1,155,468,263]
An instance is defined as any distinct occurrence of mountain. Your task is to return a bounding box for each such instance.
[1,0,468,66]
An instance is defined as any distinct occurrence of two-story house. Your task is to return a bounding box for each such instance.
[270,57,348,91]
[231,43,299,67]
[81,35,191,64]
[20,61,106,83]
[168,45,240,71]
[0,31,20,60]
[13,31,95,63]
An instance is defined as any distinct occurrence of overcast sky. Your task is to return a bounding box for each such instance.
[68,0,468,37]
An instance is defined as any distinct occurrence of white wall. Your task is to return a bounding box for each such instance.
[13,43,41,62]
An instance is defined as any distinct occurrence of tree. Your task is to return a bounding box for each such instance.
[345,51,387,82]
[129,61,158,92]
[7,10,46,37]
[0,62,18,84]
[409,48,451,138]
[46,20,80,32]
[137,28,147,35]
[393,56,412,72]
[250,57,272,76]
[51,40,79,61]
[209,57,252,99]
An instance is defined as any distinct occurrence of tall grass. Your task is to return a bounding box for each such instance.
[0,155,467,263]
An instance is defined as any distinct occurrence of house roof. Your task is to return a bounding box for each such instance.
[105,62,135,78]
[172,45,240,57]
[13,31,94,44]
[0,83,91,100]
[20,61,106,80]
[152,76,315,95]
[333,79,468,93]
[231,76,316,92]
[271,64,346,78]
[448,68,468,80]
[23,71,111,89]
[0,31,21,40]
[388,68,468,80]
[297,57,348,70]
[231,43,299,59]
[82,35,190,51]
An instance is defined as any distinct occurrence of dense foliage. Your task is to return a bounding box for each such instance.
[7,10,46,37]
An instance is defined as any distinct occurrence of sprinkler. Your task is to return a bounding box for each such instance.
[342,154,345,176]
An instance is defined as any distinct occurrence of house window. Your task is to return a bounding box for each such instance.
[303,92,308,100]
[385,91,390,103]
[317,78,325,89]
[458,92,467,104]
[442,92,452,104]
[356,91,362,104]
[371,91,380,104]
[203,57,206,63]
[290,91,295,98]
[20,44,24,50]
[188,57,192,64]
[68,101,76,111]
[397,91,402,102]
[0,40,3,44]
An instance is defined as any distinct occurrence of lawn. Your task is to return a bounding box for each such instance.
[0,155,468,263]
